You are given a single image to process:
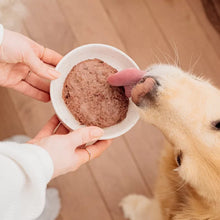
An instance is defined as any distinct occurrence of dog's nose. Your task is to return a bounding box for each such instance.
[131,77,157,106]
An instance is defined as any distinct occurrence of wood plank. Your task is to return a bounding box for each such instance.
[8,90,54,137]
[57,0,124,49]
[144,0,220,84]
[0,87,25,140]
[21,0,77,55]
[101,0,172,69]
[89,137,152,220]
[124,121,163,191]
[187,0,220,58]
[49,165,112,220]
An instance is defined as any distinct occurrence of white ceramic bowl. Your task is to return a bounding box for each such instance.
[50,44,140,140]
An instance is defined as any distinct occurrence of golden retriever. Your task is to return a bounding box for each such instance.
[118,65,220,220]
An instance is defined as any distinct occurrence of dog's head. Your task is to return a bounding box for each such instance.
[110,65,220,204]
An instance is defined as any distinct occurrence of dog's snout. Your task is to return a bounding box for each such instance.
[131,77,158,106]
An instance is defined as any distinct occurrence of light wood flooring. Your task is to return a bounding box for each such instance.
[0,0,220,219]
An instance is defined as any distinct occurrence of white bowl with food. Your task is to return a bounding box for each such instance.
[50,44,140,140]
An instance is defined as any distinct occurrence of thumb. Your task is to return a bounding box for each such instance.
[25,52,61,80]
[64,126,104,148]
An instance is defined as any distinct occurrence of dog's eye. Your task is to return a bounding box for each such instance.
[176,151,183,167]
[212,120,220,130]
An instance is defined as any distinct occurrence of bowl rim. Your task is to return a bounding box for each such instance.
[55,43,140,70]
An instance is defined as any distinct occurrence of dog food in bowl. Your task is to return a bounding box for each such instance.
[62,58,129,128]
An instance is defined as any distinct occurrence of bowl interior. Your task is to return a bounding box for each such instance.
[50,44,140,139]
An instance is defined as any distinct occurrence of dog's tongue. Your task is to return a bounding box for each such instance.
[108,68,146,97]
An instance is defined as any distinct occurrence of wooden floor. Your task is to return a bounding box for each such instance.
[1,0,220,219]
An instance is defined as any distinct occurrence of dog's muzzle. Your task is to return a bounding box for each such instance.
[107,68,159,107]
[131,76,158,106]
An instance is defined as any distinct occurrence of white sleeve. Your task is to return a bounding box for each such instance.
[0,141,54,220]
[0,24,4,46]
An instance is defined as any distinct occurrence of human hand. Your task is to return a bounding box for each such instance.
[28,115,112,179]
[0,29,62,101]
[108,68,145,97]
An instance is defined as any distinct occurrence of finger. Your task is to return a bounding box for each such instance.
[26,39,62,66]
[55,123,69,135]
[64,127,104,147]
[75,140,112,164]
[25,71,50,93]
[40,47,63,66]
[108,68,145,86]
[13,81,50,102]
[24,51,61,80]
[35,115,60,138]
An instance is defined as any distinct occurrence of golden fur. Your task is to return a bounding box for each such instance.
[121,64,220,220]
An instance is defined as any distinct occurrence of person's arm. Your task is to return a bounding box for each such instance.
[0,116,111,219]
[0,141,53,220]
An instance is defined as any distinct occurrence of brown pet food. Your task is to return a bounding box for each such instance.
[62,59,129,128]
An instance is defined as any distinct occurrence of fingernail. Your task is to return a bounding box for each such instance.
[48,68,61,79]
[91,128,104,139]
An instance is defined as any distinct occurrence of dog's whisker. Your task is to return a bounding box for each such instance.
[172,42,180,67]
[163,49,178,67]
[155,47,173,65]
[189,53,201,74]
[152,49,162,64]
[188,53,193,74]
